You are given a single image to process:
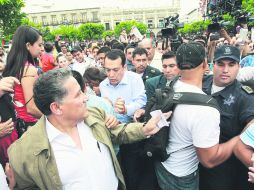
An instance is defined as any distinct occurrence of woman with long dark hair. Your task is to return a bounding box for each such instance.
[2,26,43,132]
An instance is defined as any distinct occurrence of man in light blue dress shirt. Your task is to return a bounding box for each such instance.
[99,49,147,189]
[99,49,147,124]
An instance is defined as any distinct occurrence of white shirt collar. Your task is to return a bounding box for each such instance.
[45,117,65,143]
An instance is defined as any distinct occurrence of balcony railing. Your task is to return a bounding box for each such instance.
[41,18,101,26]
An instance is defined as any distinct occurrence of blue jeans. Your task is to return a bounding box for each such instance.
[155,162,199,190]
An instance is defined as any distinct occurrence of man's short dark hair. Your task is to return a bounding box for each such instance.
[110,39,119,47]
[105,49,126,66]
[132,48,148,59]
[83,67,106,83]
[125,44,136,54]
[112,42,125,52]
[104,41,111,47]
[97,46,111,55]
[193,35,207,47]
[88,42,93,49]
[44,42,53,53]
[161,51,176,62]
[33,69,71,115]
[71,46,82,54]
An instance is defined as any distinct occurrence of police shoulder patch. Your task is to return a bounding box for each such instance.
[242,85,254,94]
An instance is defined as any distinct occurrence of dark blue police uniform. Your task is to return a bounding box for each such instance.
[199,75,254,190]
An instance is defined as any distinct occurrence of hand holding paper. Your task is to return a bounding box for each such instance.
[150,110,172,128]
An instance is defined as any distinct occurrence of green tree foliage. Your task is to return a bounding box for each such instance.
[221,13,235,32]
[42,27,55,42]
[102,30,115,39]
[78,23,104,40]
[178,13,236,35]
[13,18,149,41]
[21,18,54,41]
[242,0,254,25]
[242,0,254,14]
[0,0,26,39]
[114,20,147,36]
[178,20,211,34]
[51,25,78,41]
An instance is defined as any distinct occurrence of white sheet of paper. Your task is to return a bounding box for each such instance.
[150,110,170,128]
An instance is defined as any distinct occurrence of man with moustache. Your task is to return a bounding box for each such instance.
[139,38,162,71]
[132,48,161,84]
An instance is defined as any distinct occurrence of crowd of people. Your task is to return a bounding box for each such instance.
[1,24,254,190]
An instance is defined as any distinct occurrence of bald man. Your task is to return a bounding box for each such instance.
[139,38,162,71]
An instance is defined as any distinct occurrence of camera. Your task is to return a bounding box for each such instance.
[210,32,220,41]
[232,10,254,25]
[161,14,183,37]
[161,14,184,52]
[207,16,231,33]
[207,0,254,34]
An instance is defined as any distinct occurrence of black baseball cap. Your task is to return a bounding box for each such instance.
[214,45,240,63]
[176,42,206,70]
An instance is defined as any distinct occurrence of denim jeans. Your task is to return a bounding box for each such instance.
[154,162,199,190]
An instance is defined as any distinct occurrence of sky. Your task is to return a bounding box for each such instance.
[23,0,199,15]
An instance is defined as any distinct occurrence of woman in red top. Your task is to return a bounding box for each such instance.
[2,26,43,131]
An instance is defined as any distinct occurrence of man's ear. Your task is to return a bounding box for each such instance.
[50,102,62,115]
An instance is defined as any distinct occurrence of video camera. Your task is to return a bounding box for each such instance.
[207,16,231,33]
[161,14,184,52]
[207,0,254,34]
[161,14,183,37]
[232,10,254,25]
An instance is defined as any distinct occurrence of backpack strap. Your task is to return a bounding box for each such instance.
[172,92,220,111]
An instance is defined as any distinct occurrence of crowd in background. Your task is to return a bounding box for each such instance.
[1,24,254,190]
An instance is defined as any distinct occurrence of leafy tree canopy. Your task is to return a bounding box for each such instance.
[102,30,115,39]
[0,0,26,39]
[21,18,54,41]
[114,20,147,36]
[178,20,211,34]
[78,23,105,40]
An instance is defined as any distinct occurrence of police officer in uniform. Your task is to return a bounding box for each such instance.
[131,47,161,84]
[200,45,254,190]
